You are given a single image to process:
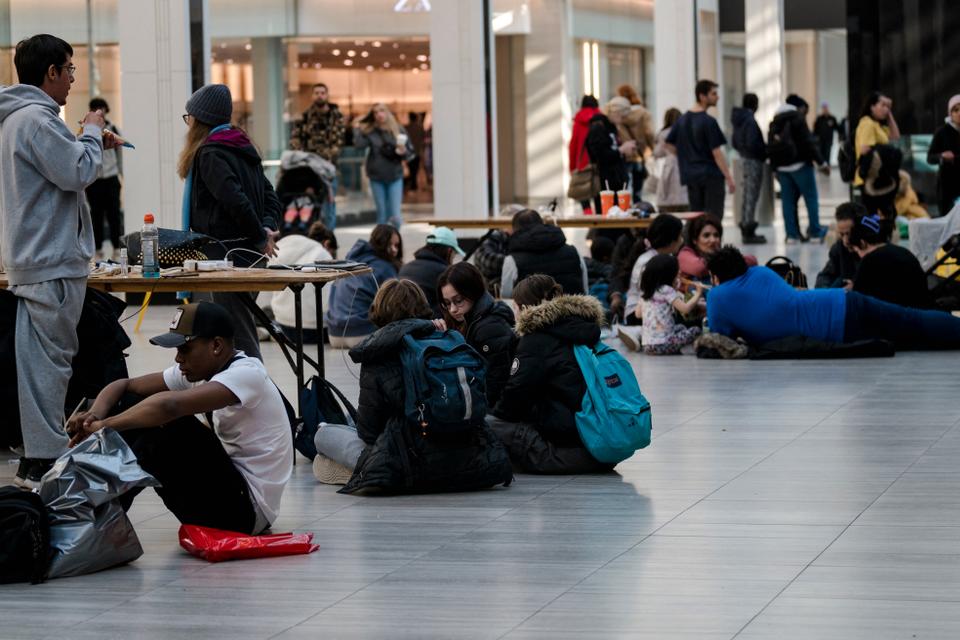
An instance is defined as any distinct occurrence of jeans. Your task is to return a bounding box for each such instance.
[740,157,764,225]
[687,176,726,219]
[120,415,258,534]
[777,164,824,239]
[314,422,366,470]
[370,178,403,227]
[322,176,338,231]
[487,416,612,474]
[844,291,960,350]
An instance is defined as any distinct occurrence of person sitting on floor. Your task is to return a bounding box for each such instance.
[625,213,685,323]
[705,245,960,350]
[678,213,757,284]
[850,212,933,309]
[489,275,613,474]
[65,302,292,535]
[894,170,930,220]
[326,223,402,349]
[313,279,512,493]
[263,221,336,344]
[472,203,524,294]
[815,202,861,289]
[398,226,464,315]
[437,262,516,406]
[637,254,703,355]
[500,209,588,298]
[584,235,615,311]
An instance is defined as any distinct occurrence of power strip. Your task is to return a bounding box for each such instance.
[183,259,233,272]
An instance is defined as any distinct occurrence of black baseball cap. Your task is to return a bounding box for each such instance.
[149,302,235,348]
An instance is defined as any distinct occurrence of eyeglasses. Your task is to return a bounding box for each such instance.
[58,64,76,76]
[182,114,191,125]
[443,296,468,310]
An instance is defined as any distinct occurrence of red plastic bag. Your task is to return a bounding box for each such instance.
[178,525,319,563]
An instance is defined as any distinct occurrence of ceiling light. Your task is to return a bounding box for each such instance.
[383,62,391,68]
[420,63,429,70]
[347,50,356,57]
[373,41,382,48]
[392,42,400,49]
[244,43,252,51]
[366,65,374,72]
[331,48,341,56]
[219,42,227,49]
[416,54,427,62]
[399,53,407,60]
[394,0,432,12]
[343,59,353,66]
[412,68,420,74]
[361,51,369,58]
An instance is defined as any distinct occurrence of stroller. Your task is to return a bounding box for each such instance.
[927,233,960,310]
[276,150,337,235]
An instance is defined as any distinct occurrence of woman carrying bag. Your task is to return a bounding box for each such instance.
[354,103,415,228]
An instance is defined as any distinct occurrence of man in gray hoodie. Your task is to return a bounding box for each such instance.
[0,34,118,488]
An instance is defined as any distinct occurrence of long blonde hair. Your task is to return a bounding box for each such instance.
[358,103,400,138]
[177,119,213,179]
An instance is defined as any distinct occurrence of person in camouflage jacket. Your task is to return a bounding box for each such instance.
[288,83,345,229]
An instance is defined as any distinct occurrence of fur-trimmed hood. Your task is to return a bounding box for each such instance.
[515,294,605,344]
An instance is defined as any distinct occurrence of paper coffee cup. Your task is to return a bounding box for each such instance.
[396,133,408,146]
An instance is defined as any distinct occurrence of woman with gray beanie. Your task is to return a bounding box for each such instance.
[928,95,960,215]
[177,83,281,360]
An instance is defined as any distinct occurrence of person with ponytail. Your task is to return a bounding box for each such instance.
[489,275,611,474]
[850,212,932,309]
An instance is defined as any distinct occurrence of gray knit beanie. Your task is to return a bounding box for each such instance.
[185,84,232,126]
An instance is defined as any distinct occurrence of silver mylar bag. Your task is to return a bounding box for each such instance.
[39,429,159,579]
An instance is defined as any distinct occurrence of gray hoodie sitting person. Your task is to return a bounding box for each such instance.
[0,34,119,489]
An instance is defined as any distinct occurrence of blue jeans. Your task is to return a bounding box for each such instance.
[776,165,824,239]
[322,176,338,231]
[314,423,366,470]
[370,178,403,227]
[844,291,960,349]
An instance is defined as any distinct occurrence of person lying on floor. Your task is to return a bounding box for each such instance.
[705,245,960,350]
[313,278,512,493]
[66,301,292,535]
[489,274,614,474]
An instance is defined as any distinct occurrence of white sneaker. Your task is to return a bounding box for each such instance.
[312,454,353,485]
[617,326,641,352]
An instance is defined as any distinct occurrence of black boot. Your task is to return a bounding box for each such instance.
[740,220,767,244]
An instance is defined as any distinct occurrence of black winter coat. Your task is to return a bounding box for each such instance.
[494,295,604,448]
[731,107,766,160]
[340,318,512,495]
[585,113,628,191]
[398,247,450,315]
[462,293,516,406]
[190,137,281,263]
[509,224,585,295]
[768,110,824,168]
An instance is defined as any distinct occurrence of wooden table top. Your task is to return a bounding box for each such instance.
[408,212,703,230]
[0,267,372,294]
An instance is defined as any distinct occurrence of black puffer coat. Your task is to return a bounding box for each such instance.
[493,295,604,447]
[462,293,516,406]
[585,113,628,191]
[340,318,513,495]
[509,224,585,295]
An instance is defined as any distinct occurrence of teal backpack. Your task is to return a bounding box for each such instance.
[573,342,652,464]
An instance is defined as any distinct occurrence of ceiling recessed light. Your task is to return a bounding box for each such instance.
[383,62,391,68]
[416,54,427,62]
[244,43,252,51]
[219,43,227,49]
[360,51,369,58]
[373,41,382,48]
[331,48,341,56]
[366,65,374,72]
[392,42,400,49]
[399,54,407,60]
[347,50,356,57]
[343,59,353,66]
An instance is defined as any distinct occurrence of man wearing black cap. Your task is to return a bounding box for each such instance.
[66,302,292,534]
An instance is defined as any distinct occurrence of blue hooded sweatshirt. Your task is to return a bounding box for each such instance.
[326,239,398,337]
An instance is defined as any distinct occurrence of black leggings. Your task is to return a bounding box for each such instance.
[120,415,258,534]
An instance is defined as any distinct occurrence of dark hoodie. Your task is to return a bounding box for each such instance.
[340,318,513,495]
[494,295,604,447]
[731,107,766,160]
[326,239,399,337]
[190,128,280,259]
[461,293,516,406]
[585,113,628,191]
[505,224,586,296]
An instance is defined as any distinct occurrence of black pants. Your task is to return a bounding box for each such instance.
[687,176,726,219]
[487,416,612,474]
[844,291,960,350]
[405,157,421,191]
[85,176,122,250]
[120,415,257,534]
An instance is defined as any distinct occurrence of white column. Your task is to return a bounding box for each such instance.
[429,0,497,218]
[745,0,785,133]
[653,0,696,124]
[119,0,195,231]
[251,37,285,159]
[524,0,573,202]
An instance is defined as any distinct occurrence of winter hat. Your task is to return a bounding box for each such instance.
[186,84,233,126]
[948,95,960,116]
[605,96,631,116]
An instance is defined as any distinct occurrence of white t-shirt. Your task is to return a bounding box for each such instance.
[626,248,657,314]
[163,353,293,531]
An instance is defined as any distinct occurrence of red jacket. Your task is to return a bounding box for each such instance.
[569,107,600,172]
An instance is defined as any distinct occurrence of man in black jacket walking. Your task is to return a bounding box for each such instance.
[731,93,767,244]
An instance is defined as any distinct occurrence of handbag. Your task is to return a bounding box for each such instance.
[567,144,600,201]
[122,228,226,268]
[765,256,809,289]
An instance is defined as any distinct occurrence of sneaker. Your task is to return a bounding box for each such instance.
[14,458,55,491]
[785,236,803,245]
[312,454,353,485]
[742,233,767,244]
[807,229,828,244]
[617,326,641,352]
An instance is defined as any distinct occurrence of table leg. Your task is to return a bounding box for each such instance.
[290,283,305,416]
[315,282,325,379]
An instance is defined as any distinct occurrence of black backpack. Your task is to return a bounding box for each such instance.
[838,139,857,183]
[765,256,809,289]
[295,376,359,460]
[767,116,799,168]
[0,487,50,585]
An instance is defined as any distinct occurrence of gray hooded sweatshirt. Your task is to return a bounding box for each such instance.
[0,84,102,285]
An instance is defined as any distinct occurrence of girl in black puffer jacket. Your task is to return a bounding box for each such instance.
[438,262,516,406]
[313,279,512,494]
[490,275,612,474]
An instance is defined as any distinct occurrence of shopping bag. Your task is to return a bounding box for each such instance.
[178,524,319,563]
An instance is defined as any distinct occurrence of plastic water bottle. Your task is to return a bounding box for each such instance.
[118,247,129,276]
[141,213,160,278]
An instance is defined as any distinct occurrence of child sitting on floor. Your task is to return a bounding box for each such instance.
[638,254,703,355]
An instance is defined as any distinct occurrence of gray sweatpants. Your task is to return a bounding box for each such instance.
[314,422,366,470]
[11,277,86,459]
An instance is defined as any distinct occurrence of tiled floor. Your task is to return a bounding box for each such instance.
[3,206,959,639]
